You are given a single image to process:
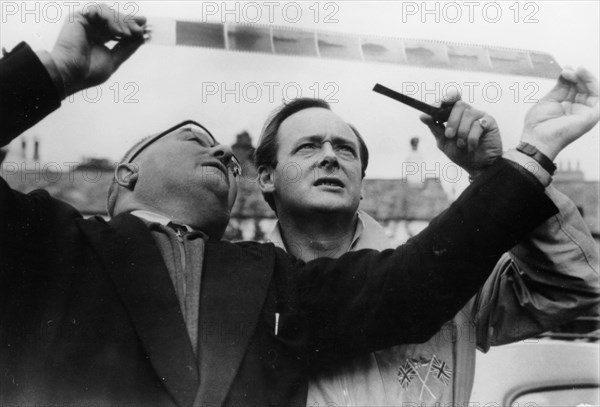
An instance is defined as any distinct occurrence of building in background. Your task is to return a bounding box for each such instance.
[2,132,598,244]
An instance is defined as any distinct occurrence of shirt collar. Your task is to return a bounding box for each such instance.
[267,210,390,253]
[130,210,194,232]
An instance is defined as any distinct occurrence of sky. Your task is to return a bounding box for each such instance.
[1,0,599,185]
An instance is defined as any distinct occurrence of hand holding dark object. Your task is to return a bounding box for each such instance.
[521,66,599,160]
[373,83,454,123]
[419,90,503,175]
[49,3,147,96]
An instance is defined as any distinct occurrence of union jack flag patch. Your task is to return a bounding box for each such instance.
[397,361,417,390]
[431,355,452,386]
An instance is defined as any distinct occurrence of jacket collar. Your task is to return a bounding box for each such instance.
[76,213,199,407]
[268,210,392,253]
[194,239,275,405]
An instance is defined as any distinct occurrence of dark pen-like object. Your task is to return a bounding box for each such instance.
[373,83,455,124]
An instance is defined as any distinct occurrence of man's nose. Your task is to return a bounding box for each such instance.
[318,141,339,168]
[210,144,234,165]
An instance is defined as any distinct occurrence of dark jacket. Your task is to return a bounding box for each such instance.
[0,43,558,407]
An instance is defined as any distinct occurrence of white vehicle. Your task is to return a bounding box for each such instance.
[471,320,600,406]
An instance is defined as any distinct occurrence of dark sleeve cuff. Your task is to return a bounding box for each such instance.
[503,149,552,187]
[0,42,62,145]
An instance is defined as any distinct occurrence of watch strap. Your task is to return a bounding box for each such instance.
[516,142,557,175]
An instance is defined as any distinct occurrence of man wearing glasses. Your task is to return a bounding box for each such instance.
[106,120,242,239]
[1,5,595,407]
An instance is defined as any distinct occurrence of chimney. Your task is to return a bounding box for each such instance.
[410,136,419,152]
[21,138,27,159]
[33,137,40,161]
[231,131,257,177]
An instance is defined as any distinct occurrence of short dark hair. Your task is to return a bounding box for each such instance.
[254,98,369,211]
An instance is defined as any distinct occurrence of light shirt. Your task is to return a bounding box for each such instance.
[130,210,194,231]
[267,210,391,254]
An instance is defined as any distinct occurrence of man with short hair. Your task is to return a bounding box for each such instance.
[255,93,599,405]
[0,5,591,407]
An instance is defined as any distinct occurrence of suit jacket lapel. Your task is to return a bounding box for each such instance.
[195,240,274,406]
[77,214,198,407]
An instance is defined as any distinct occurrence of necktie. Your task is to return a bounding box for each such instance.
[167,221,189,236]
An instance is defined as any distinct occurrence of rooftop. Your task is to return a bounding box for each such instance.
[2,135,597,235]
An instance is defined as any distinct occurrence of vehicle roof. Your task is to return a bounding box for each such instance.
[470,340,599,404]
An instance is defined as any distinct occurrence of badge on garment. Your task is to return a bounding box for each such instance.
[396,354,453,401]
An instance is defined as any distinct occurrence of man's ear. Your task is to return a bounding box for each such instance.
[257,165,275,194]
[115,163,139,190]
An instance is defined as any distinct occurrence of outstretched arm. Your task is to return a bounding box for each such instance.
[297,156,558,363]
[471,69,600,349]
[300,68,599,362]
[0,3,146,144]
[1,4,146,264]
[422,68,599,350]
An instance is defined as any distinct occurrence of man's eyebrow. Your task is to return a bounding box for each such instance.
[293,134,358,146]
[180,129,214,145]
[333,136,359,146]
[293,135,323,145]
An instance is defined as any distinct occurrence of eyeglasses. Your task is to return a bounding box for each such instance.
[124,120,242,177]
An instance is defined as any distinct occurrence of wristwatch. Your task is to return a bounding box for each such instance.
[516,142,557,175]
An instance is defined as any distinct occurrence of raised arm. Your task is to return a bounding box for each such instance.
[1,4,146,263]
[295,156,557,364]
[422,67,599,349]
[300,68,599,362]
[470,69,600,349]
[0,3,145,144]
